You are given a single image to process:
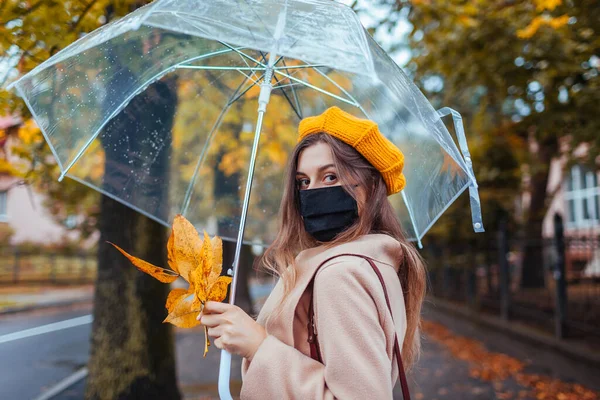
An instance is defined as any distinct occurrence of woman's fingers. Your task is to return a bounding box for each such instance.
[207,326,222,338]
[199,313,222,327]
[204,301,235,313]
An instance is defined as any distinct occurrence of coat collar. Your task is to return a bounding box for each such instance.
[259,234,403,347]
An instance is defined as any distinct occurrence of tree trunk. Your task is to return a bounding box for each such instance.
[86,74,180,399]
[86,198,180,400]
[520,138,556,288]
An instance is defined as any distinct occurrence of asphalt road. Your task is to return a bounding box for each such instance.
[0,307,92,400]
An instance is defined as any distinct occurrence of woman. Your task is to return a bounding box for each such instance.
[199,106,426,399]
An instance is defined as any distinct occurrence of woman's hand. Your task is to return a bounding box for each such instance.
[198,301,267,361]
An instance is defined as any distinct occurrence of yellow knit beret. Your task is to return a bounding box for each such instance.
[298,106,406,196]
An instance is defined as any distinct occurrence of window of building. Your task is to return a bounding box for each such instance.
[565,165,600,228]
[0,191,7,222]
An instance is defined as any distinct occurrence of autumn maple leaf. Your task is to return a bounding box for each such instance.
[109,214,232,356]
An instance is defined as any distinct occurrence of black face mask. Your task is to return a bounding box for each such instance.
[298,185,359,242]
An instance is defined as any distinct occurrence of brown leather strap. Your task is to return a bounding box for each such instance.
[307,253,410,400]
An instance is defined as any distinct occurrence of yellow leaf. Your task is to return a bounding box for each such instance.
[533,0,562,11]
[207,276,232,302]
[167,228,178,274]
[163,292,202,328]
[108,242,179,283]
[517,15,570,39]
[166,288,188,311]
[210,236,223,281]
[171,214,202,282]
[201,231,214,282]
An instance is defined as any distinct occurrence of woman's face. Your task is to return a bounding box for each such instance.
[296,142,339,190]
[296,141,366,205]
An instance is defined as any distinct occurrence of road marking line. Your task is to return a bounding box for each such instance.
[32,367,88,400]
[0,314,93,344]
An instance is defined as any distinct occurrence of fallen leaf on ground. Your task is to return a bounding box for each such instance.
[422,320,599,400]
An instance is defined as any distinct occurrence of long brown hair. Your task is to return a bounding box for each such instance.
[260,132,426,369]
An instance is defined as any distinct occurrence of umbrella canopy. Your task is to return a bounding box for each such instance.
[9,0,483,250]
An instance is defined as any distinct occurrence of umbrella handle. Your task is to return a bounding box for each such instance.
[218,350,233,400]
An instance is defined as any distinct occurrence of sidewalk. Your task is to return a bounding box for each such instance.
[418,302,600,400]
[0,285,94,315]
[173,302,599,399]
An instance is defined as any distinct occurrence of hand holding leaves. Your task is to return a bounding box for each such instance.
[109,214,232,356]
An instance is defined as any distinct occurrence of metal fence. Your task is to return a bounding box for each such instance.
[425,214,600,343]
[0,247,96,285]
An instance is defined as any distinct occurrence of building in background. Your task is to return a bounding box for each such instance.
[0,115,78,245]
[543,144,600,278]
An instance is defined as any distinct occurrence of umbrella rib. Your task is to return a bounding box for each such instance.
[234,46,263,84]
[228,79,262,105]
[235,69,261,86]
[177,66,265,71]
[271,82,302,90]
[257,53,302,120]
[218,41,266,68]
[273,70,358,107]
[281,58,303,119]
[273,64,327,70]
[272,72,303,120]
[180,75,251,216]
[312,66,369,117]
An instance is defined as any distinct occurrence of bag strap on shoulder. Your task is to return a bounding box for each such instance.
[307,253,410,400]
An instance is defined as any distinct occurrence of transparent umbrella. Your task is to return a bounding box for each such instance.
[9,0,484,397]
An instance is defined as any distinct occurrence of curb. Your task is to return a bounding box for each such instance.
[0,298,93,316]
[426,296,600,369]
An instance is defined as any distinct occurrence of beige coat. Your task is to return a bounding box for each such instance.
[241,234,407,399]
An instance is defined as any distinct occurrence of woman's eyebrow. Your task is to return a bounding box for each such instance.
[296,164,335,176]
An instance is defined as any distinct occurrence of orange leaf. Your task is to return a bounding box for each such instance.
[171,214,202,282]
[210,236,223,282]
[109,242,179,283]
[166,288,188,311]
[201,231,215,283]
[167,228,178,275]
[207,276,232,302]
[163,291,202,328]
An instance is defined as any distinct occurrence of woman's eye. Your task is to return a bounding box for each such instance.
[324,174,337,183]
[297,178,309,188]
